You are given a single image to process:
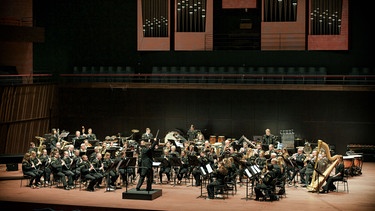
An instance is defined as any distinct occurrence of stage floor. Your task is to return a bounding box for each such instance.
[1,163,375,211]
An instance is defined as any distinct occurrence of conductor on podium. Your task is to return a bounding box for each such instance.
[136,139,158,191]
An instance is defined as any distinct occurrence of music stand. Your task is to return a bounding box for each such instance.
[197,166,208,199]
[126,157,137,187]
[104,159,125,192]
[187,155,199,187]
[169,156,182,187]
[74,138,85,149]
[241,165,261,201]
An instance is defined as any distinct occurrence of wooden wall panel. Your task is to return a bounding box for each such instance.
[0,84,57,154]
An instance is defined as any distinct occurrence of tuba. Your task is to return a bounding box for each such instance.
[307,140,341,192]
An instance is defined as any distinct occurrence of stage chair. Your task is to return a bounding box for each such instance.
[20,175,32,187]
[334,175,349,193]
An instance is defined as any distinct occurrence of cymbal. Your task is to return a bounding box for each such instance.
[195,141,203,145]
[131,129,139,133]
[295,138,303,140]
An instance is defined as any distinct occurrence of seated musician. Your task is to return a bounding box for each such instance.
[177,150,189,185]
[71,149,82,181]
[206,160,228,200]
[91,152,105,188]
[192,150,211,186]
[256,150,267,173]
[39,149,52,186]
[30,151,44,185]
[159,148,172,184]
[50,151,71,190]
[303,150,317,188]
[289,148,306,184]
[61,151,76,188]
[320,156,344,193]
[22,152,42,189]
[79,155,99,192]
[254,163,277,201]
[238,149,256,185]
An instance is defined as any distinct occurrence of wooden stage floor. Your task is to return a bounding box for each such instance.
[0,163,375,211]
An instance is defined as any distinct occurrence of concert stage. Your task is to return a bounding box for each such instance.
[123,188,162,200]
[1,163,375,211]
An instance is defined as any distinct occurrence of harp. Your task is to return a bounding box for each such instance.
[307,140,341,192]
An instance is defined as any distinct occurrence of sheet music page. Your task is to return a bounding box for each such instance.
[200,166,206,175]
[206,164,213,173]
[153,162,161,166]
[245,168,252,178]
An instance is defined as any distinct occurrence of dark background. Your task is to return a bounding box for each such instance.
[31,0,374,155]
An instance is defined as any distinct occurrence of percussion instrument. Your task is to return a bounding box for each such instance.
[343,155,354,169]
[209,136,217,144]
[218,136,225,143]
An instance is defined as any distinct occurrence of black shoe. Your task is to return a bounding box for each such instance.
[319,190,327,194]
[136,188,140,191]
[87,187,95,192]
[64,186,70,190]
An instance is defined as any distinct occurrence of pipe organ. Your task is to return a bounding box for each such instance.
[176,0,206,32]
[310,0,342,35]
[264,0,298,22]
[142,0,169,37]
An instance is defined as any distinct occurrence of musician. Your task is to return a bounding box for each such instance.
[89,146,101,162]
[79,143,87,155]
[265,144,276,157]
[28,142,37,153]
[71,149,83,181]
[224,156,238,183]
[30,151,43,185]
[255,151,267,172]
[187,143,197,156]
[303,150,317,188]
[159,148,172,184]
[254,143,263,157]
[262,129,277,147]
[61,150,76,188]
[67,144,75,158]
[50,151,71,190]
[238,142,250,156]
[91,152,105,188]
[177,150,189,185]
[117,150,131,187]
[72,130,83,148]
[22,152,42,189]
[39,149,52,186]
[141,128,154,142]
[85,128,97,140]
[136,139,158,191]
[290,148,306,185]
[103,152,118,189]
[187,124,198,142]
[192,150,211,187]
[238,149,256,185]
[317,150,329,174]
[254,163,277,201]
[320,156,344,193]
[49,128,59,149]
[79,154,100,192]
[169,145,180,158]
[206,160,228,200]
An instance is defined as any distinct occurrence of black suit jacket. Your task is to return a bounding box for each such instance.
[138,141,158,175]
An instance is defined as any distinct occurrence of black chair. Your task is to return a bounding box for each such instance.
[20,175,32,187]
[334,175,349,193]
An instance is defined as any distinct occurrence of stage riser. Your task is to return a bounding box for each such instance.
[122,189,162,200]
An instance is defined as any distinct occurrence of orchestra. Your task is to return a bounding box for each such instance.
[20,126,343,202]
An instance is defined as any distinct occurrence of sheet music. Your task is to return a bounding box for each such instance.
[245,168,252,178]
[152,162,161,167]
[200,166,206,175]
[206,164,213,174]
[254,165,261,174]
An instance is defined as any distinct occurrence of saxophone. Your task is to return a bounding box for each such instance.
[307,140,341,192]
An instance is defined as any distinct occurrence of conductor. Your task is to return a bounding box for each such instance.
[136,139,158,191]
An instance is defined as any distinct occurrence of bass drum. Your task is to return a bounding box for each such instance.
[164,131,178,143]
